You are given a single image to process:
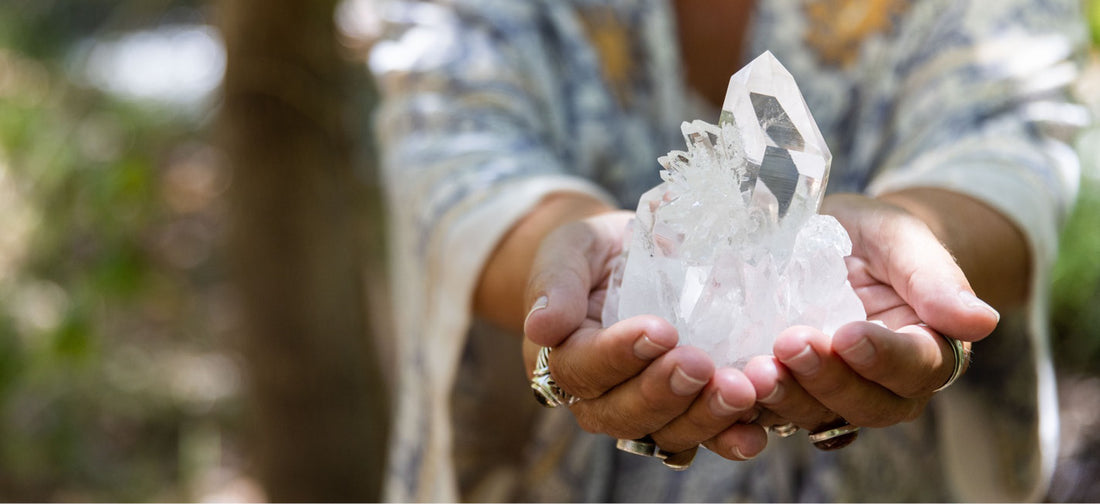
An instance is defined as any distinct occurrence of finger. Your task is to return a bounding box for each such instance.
[524,212,633,347]
[547,315,678,399]
[832,321,962,398]
[650,367,758,453]
[743,353,834,430]
[701,422,769,461]
[570,346,713,440]
[753,409,790,430]
[846,257,921,328]
[826,195,999,341]
[772,325,921,427]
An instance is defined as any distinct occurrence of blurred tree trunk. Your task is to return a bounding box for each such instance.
[218,1,388,501]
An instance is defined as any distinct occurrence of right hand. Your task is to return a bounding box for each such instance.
[522,210,769,461]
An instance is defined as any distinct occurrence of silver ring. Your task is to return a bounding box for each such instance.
[808,421,860,451]
[932,335,968,393]
[770,422,799,437]
[530,346,580,407]
[808,423,861,443]
[616,436,696,470]
[616,437,675,459]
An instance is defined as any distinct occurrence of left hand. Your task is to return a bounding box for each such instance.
[743,193,1001,432]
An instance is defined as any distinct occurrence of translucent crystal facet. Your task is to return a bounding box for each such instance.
[602,51,865,368]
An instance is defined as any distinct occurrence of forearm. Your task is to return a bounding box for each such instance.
[474,192,615,332]
[877,188,1031,313]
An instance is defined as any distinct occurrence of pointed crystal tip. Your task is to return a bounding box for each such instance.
[721,51,831,219]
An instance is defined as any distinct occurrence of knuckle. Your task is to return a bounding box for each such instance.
[684,408,720,433]
[574,404,646,438]
[572,409,605,435]
[637,378,671,412]
[551,359,603,399]
[576,402,654,440]
[603,416,650,440]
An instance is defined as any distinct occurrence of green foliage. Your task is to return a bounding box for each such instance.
[1091,0,1100,46]
[0,0,203,60]
[0,5,241,500]
[1050,7,1100,371]
[1051,128,1100,371]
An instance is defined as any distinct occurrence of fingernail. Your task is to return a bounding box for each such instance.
[670,366,707,396]
[710,392,740,417]
[784,344,821,375]
[524,295,548,328]
[633,334,670,360]
[838,335,875,367]
[759,382,784,405]
[738,431,768,459]
[959,290,1000,322]
[732,446,757,460]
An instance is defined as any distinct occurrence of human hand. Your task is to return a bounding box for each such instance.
[523,210,769,462]
[743,193,1001,436]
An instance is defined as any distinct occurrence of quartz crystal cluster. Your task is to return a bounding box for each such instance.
[601,51,866,368]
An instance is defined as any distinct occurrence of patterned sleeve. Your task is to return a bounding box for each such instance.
[854,2,1089,500]
[368,1,613,500]
[860,0,1088,273]
[371,0,612,262]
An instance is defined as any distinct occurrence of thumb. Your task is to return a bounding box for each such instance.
[523,211,632,347]
[831,195,1000,342]
[904,268,1000,342]
[874,214,1000,341]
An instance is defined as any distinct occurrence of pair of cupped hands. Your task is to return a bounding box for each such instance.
[520,193,1001,462]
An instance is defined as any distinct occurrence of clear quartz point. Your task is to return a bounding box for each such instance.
[602,51,865,368]
[721,51,831,223]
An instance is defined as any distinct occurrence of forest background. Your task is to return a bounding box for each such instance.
[0,0,1098,501]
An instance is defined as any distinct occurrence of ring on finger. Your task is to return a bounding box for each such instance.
[769,422,799,437]
[808,420,860,451]
[616,436,697,470]
[530,346,580,408]
[933,335,968,393]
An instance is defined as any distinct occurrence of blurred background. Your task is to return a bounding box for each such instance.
[0,0,1096,501]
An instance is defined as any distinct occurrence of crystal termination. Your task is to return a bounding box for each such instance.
[602,51,866,368]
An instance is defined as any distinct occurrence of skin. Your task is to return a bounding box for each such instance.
[474,189,1018,460]
[673,0,754,109]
